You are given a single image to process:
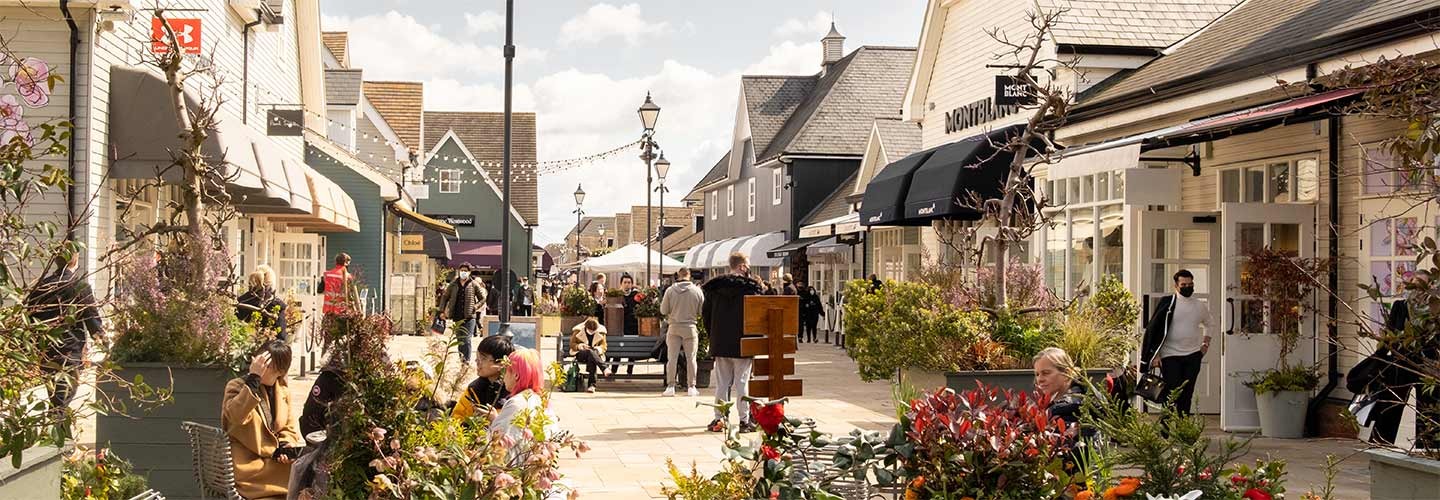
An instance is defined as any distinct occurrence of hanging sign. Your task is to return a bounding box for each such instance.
[267,109,304,136]
[427,214,475,227]
[994,75,1036,106]
[400,234,425,252]
[151,17,202,55]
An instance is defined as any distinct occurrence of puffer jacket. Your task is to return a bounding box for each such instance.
[701,274,763,358]
[444,278,487,320]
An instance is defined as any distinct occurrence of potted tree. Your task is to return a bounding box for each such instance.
[558,286,595,336]
[635,286,662,336]
[1237,246,1327,438]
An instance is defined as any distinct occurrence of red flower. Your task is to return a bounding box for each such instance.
[634,293,646,301]
[1231,474,1246,485]
[760,445,780,461]
[750,401,787,435]
[1242,488,1272,500]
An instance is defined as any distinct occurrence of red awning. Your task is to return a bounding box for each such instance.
[1173,88,1364,134]
[450,241,503,270]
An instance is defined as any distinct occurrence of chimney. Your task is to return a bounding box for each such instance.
[822,22,845,71]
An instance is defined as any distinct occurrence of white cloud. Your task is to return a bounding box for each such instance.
[557,3,671,47]
[464,11,503,35]
[322,11,545,81]
[421,78,536,113]
[774,12,833,40]
[743,41,822,75]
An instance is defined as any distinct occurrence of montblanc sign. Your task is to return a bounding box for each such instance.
[944,97,1020,134]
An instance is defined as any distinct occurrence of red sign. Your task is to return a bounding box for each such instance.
[151,18,202,55]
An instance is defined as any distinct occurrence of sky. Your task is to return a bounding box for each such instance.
[319,1,928,245]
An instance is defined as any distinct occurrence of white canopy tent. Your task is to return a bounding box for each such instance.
[580,243,686,283]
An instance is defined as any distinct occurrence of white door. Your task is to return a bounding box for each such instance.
[1139,211,1223,414]
[1220,202,1317,431]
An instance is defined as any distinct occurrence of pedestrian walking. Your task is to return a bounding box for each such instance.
[515,277,535,316]
[702,252,763,433]
[442,263,488,363]
[798,281,824,343]
[25,251,102,413]
[1140,269,1212,418]
[660,267,705,397]
[319,253,357,321]
[781,273,797,296]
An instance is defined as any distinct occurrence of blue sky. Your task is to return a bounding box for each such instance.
[320,1,927,244]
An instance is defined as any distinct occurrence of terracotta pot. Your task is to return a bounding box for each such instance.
[638,317,661,337]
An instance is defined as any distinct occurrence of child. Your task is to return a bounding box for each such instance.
[452,335,516,419]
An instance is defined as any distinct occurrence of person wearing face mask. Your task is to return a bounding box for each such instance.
[442,263,488,363]
[1140,269,1212,417]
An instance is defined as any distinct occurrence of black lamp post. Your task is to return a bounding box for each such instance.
[653,153,670,282]
[638,93,661,285]
[498,0,516,337]
[573,184,585,265]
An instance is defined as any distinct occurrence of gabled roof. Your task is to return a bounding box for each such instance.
[690,150,731,195]
[1041,0,1240,49]
[873,118,922,160]
[801,170,859,227]
[325,69,363,106]
[1076,0,1440,115]
[322,32,349,68]
[422,111,539,225]
[758,46,916,162]
[363,81,424,151]
[742,76,817,159]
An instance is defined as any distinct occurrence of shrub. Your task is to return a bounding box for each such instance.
[558,286,595,316]
[1245,363,1321,394]
[634,286,661,317]
[950,259,1060,314]
[1058,276,1141,369]
[62,447,149,500]
[842,279,983,381]
[904,387,1075,498]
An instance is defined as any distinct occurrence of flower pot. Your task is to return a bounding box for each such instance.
[676,357,714,389]
[97,363,232,499]
[1254,390,1309,438]
[604,297,625,334]
[945,368,1111,396]
[1366,449,1440,499]
[638,317,661,337]
[558,315,586,337]
[0,445,64,500]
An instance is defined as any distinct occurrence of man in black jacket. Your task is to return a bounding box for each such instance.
[798,282,824,343]
[1363,270,1438,445]
[441,264,487,363]
[1140,269,1212,417]
[702,252,764,433]
[26,252,103,412]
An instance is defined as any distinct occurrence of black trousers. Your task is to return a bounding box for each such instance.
[575,349,604,387]
[1159,350,1205,417]
[801,317,819,342]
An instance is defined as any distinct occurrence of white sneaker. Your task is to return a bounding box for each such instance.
[686,387,700,397]
[661,386,675,397]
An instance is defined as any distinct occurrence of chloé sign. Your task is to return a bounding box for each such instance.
[943,97,1020,134]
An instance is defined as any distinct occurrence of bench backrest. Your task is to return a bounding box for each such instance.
[605,335,660,358]
[180,421,244,500]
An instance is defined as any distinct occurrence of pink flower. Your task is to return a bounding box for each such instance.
[389,439,401,451]
[368,458,390,472]
[577,441,591,454]
[1199,468,1213,480]
[10,58,50,107]
[468,466,485,483]
[493,472,517,490]
[0,94,31,146]
[370,427,388,441]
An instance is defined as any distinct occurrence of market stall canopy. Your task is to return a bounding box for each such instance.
[387,200,458,238]
[858,148,937,227]
[581,243,684,276]
[450,241,502,270]
[267,163,361,232]
[683,232,786,269]
[902,124,1025,225]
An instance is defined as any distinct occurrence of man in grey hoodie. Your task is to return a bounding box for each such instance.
[660,267,705,397]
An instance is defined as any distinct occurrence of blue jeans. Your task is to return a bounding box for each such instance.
[456,318,477,362]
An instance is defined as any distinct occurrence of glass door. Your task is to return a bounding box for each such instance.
[1139,211,1222,414]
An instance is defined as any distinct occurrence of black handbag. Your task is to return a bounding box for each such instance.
[1346,349,1391,394]
[1135,372,1167,403]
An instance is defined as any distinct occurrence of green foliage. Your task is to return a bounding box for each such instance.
[62,448,149,500]
[663,459,754,500]
[634,286,662,317]
[558,286,595,317]
[988,311,1061,366]
[1058,276,1141,369]
[842,279,989,381]
[1083,392,1254,499]
[1244,363,1321,394]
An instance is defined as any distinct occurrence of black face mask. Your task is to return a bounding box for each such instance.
[1178,285,1195,298]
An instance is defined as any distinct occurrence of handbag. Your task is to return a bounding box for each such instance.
[1346,348,1391,394]
[1135,372,1167,404]
[429,316,447,336]
[561,362,582,393]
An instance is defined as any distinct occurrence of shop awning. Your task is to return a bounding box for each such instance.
[805,237,846,255]
[387,201,458,238]
[858,148,938,227]
[1044,144,1142,180]
[236,139,312,214]
[267,163,361,232]
[400,220,452,261]
[902,125,1024,224]
[800,212,862,238]
[682,231,786,269]
[766,235,829,258]
[451,241,503,270]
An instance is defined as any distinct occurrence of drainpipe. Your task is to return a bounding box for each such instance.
[1307,114,1343,436]
[60,0,79,241]
[241,18,262,124]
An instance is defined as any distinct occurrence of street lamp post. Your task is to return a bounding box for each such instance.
[573,184,586,265]
[654,154,671,283]
[498,0,516,335]
[638,93,661,285]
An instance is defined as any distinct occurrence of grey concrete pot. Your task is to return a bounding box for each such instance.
[1366,448,1440,500]
[945,368,1111,395]
[97,364,232,500]
[1255,390,1309,438]
[0,445,64,500]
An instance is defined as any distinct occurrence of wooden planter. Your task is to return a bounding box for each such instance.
[675,357,715,388]
[559,315,587,337]
[538,315,564,337]
[0,445,64,500]
[945,368,1111,395]
[603,297,625,334]
[1366,449,1440,499]
[97,364,232,499]
[638,317,662,337]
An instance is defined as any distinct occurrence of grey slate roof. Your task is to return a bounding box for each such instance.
[801,170,859,227]
[422,111,539,225]
[759,46,916,162]
[1042,0,1240,49]
[691,150,731,195]
[325,69,363,106]
[742,76,817,160]
[873,118,922,160]
[1078,0,1440,112]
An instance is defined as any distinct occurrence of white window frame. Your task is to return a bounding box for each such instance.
[438,169,462,193]
[710,191,718,219]
[1215,154,1320,206]
[747,178,757,222]
[772,168,783,205]
[726,185,735,216]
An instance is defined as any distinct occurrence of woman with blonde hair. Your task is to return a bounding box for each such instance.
[237,265,287,340]
[1033,347,1085,426]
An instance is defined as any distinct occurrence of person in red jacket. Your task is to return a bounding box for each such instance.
[319,253,357,320]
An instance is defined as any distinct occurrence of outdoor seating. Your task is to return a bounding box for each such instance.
[180,421,244,500]
[557,334,664,386]
[126,490,166,500]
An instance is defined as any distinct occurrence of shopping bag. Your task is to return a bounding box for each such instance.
[429,316,447,336]
[561,362,583,393]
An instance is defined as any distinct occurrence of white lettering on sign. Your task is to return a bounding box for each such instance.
[917,204,936,216]
[944,97,1020,134]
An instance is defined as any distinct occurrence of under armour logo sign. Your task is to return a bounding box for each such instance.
[151,18,204,55]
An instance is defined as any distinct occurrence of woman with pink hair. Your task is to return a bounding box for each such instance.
[490,348,557,447]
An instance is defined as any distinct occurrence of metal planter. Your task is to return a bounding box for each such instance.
[97,364,232,500]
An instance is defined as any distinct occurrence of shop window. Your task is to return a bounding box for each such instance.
[726,185,734,216]
[1045,218,1067,295]
[1070,208,1095,294]
[277,240,317,295]
[438,169,461,193]
[1218,156,1318,204]
[1096,173,1110,202]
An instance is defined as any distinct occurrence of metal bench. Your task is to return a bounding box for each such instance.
[557,334,664,386]
[127,490,166,500]
[180,421,244,500]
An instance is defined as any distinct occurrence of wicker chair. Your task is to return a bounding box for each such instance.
[126,490,166,500]
[180,421,245,500]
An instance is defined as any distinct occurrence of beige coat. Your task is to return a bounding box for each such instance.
[222,377,300,500]
[570,323,608,358]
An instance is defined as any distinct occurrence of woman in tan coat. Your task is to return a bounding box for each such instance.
[222,341,301,500]
[569,318,608,393]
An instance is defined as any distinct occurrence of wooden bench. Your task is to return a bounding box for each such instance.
[180,421,244,500]
[557,334,664,385]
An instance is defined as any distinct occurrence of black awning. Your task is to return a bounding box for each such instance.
[858,148,937,227]
[765,236,829,258]
[902,125,1025,223]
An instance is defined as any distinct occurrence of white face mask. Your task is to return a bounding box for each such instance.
[458,271,470,280]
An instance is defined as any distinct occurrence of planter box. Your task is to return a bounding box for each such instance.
[638,317,661,337]
[674,357,714,389]
[899,367,949,393]
[538,315,563,337]
[0,445,63,500]
[559,315,587,337]
[1367,449,1440,500]
[98,364,232,500]
[603,297,625,334]
[1255,390,1309,438]
[945,368,1111,395]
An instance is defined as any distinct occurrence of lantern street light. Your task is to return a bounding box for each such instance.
[573,184,586,264]
[653,154,671,282]
[637,93,662,285]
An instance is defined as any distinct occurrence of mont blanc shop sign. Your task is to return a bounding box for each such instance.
[944,96,1020,134]
[994,75,1036,106]
[427,214,475,227]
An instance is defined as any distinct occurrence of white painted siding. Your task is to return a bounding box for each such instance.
[917,0,1035,149]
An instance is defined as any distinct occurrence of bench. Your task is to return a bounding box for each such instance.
[180,421,244,500]
[127,490,166,500]
[557,334,664,385]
